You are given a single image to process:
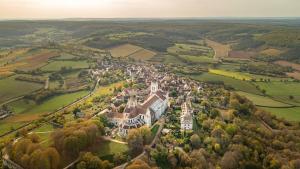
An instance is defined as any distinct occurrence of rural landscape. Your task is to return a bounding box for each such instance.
[0,11,300,169]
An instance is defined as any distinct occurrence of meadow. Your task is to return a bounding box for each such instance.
[190,73,262,95]
[255,81,300,105]
[0,76,43,104]
[236,91,291,107]
[260,107,300,122]
[209,69,252,81]
[41,60,90,72]
[0,91,89,135]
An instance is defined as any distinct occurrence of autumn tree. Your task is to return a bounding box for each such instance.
[190,134,201,149]
[126,159,151,169]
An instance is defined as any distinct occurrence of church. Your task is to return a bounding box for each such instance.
[107,81,169,137]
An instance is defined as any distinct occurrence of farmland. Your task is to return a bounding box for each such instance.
[109,43,156,61]
[109,44,142,58]
[205,39,230,59]
[41,60,90,72]
[209,69,252,81]
[190,73,262,95]
[0,76,43,103]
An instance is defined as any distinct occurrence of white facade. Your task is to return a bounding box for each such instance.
[109,81,168,137]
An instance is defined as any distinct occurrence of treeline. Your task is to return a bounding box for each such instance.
[15,76,45,84]
[240,62,292,76]
[24,90,60,104]
[232,36,265,50]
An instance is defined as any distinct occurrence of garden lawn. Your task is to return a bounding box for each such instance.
[92,139,128,161]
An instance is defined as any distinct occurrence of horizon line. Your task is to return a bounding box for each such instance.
[1,16,300,21]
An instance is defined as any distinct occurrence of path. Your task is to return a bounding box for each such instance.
[114,117,165,169]
[102,136,128,144]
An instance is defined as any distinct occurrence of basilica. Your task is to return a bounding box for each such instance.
[107,81,169,137]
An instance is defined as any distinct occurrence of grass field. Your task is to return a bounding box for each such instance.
[89,139,128,161]
[190,73,262,95]
[0,76,43,104]
[53,53,77,60]
[0,91,89,136]
[255,81,300,105]
[236,91,291,107]
[9,90,89,116]
[168,43,213,56]
[260,107,300,121]
[209,69,252,81]
[41,60,90,72]
[0,121,27,136]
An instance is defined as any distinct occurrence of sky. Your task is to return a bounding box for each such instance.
[0,0,300,19]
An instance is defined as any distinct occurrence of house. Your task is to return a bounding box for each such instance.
[107,81,169,137]
[180,101,193,131]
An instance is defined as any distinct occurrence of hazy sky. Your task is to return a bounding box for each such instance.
[1,0,300,19]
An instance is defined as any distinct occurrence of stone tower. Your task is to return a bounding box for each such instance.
[127,90,138,108]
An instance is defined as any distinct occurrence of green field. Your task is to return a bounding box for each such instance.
[0,76,43,103]
[53,53,77,60]
[9,90,89,115]
[0,91,89,136]
[209,69,252,81]
[41,60,90,72]
[260,107,300,121]
[0,121,26,136]
[236,91,291,107]
[190,73,262,95]
[255,82,300,105]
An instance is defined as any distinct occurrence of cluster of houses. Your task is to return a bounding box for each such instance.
[96,63,205,137]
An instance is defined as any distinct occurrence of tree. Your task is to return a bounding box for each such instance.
[127,129,144,156]
[220,151,240,169]
[190,134,201,149]
[126,159,151,169]
[76,152,112,169]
